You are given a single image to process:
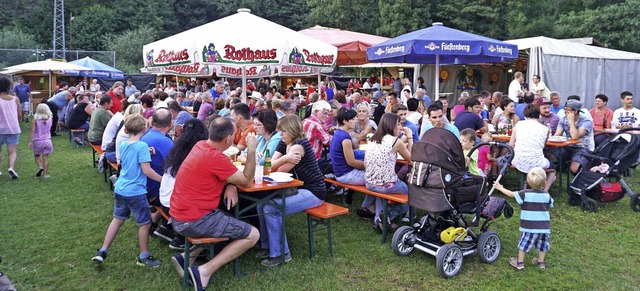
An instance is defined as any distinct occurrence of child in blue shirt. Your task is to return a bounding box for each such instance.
[494,167,554,270]
[92,114,164,267]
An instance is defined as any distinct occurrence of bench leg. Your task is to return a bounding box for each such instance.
[381,200,388,244]
[183,240,191,289]
[307,214,315,258]
[92,148,97,168]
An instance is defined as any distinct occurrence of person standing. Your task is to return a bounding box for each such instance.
[29,104,54,179]
[124,79,137,98]
[45,86,76,136]
[0,77,22,179]
[12,77,31,123]
[508,72,524,103]
[106,81,125,114]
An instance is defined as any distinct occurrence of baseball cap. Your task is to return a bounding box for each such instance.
[565,99,582,111]
[373,90,387,100]
[534,97,551,106]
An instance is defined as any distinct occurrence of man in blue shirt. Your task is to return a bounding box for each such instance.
[208,80,228,100]
[13,77,31,122]
[414,88,431,108]
[140,108,175,240]
[391,104,419,143]
[420,103,460,139]
[454,97,487,133]
[550,91,563,115]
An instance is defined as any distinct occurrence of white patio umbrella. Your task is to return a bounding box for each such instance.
[2,59,93,97]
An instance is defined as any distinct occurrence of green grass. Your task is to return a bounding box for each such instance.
[1,121,639,290]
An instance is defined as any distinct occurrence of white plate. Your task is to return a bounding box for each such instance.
[549,136,567,142]
[269,172,293,180]
[265,176,294,183]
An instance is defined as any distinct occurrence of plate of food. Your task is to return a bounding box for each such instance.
[266,172,294,183]
[548,136,568,142]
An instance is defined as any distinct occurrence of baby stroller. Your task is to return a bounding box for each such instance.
[568,127,640,212]
[392,128,514,278]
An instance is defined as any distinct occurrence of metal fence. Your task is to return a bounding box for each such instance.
[0,48,116,68]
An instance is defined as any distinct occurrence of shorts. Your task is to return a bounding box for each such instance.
[21,101,30,112]
[172,209,252,240]
[0,133,20,146]
[518,232,550,253]
[113,193,152,225]
[551,146,589,167]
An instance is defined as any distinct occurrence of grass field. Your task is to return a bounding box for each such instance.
[1,122,639,290]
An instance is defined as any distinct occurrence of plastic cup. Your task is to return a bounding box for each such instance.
[255,165,264,184]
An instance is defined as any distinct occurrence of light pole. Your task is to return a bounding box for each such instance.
[69,12,74,50]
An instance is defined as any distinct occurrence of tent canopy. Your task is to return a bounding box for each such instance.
[142,9,337,78]
[299,25,389,66]
[506,36,640,110]
[1,59,92,74]
[68,57,124,79]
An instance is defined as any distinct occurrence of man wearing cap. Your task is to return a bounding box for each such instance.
[537,97,559,134]
[554,99,595,173]
[371,90,387,125]
[611,91,640,130]
[557,95,592,121]
[508,71,524,103]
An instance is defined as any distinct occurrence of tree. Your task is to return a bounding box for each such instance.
[0,26,44,67]
[505,0,557,39]
[72,4,116,51]
[105,25,157,73]
[377,0,431,37]
[307,0,378,35]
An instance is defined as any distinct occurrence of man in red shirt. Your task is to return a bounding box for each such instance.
[170,117,259,291]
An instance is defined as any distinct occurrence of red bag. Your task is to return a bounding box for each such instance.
[587,182,625,203]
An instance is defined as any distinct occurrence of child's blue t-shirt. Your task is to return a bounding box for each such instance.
[514,189,554,234]
[115,140,152,197]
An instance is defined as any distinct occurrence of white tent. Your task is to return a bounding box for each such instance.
[506,36,640,109]
[1,60,93,97]
[142,8,337,99]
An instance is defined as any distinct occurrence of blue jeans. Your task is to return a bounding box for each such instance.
[366,179,409,223]
[257,189,323,258]
[105,151,117,163]
[336,168,375,208]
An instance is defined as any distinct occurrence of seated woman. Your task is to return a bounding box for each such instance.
[67,93,94,144]
[140,94,155,119]
[258,115,325,267]
[238,109,281,166]
[492,97,520,132]
[365,113,412,231]
[329,107,375,218]
[589,94,614,147]
[159,119,208,251]
[510,104,556,192]
[354,103,377,141]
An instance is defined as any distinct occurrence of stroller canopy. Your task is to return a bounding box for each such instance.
[414,128,466,174]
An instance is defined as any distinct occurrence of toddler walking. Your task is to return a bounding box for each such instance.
[28,104,53,179]
[494,167,553,270]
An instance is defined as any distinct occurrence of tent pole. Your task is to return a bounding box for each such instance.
[49,71,52,98]
[434,55,440,101]
[380,67,383,86]
[317,72,320,87]
[242,66,247,103]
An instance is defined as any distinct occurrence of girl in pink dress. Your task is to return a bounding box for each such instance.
[29,104,54,178]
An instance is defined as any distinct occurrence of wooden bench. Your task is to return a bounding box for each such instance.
[107,161,119,190]
[304,202,349,258]
[90,143,103,169]
[324,178,412,243]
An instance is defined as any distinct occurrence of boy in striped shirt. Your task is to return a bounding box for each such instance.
[494,167,554,270]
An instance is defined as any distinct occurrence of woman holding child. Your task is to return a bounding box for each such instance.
[364,113,411,231]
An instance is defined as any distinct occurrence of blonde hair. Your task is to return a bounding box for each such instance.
[111,81,124,90]
[527,167,547,190]
[277,115,305,142]
[124,104,144,118]
[481,132,493,143]
[34,103,52,120]
[124,114,146,135]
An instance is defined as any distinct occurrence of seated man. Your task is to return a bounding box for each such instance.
[611,91,640,130]
[229,103,255,151]
[454,97,487,133]
[170,117,260,290]
[420,102,460,139]
[88,96,113,145]
[554,99,594,174]
[303,100,332,161]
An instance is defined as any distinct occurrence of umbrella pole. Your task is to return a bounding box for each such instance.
[434,54,440,101]
[49,72,52,98]
[317,72,320,88]
[242,66,247,103]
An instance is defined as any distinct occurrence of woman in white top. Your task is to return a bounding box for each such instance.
[510,104,556,192]
[364,113,412,231]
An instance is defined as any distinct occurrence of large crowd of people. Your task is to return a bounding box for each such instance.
[1,72,639,288]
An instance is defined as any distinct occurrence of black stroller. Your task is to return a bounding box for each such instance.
[392,128,514,278]
[568,128,640,212]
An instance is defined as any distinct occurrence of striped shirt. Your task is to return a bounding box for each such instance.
[513,190,554,234]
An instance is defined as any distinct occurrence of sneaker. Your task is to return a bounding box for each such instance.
[153,225,175,242]
[8,169,18,179]
[260,253,292,267]
[43,175,51,179]
[509,257,524,270]
[170,254,185,279]
[109,174,118,185]
[136,255,161,268]
[92,249,108,263]
[254,249,270,259]
[169,237,185,251]
[36,168,44,177]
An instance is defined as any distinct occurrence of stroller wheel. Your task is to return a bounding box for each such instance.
[477,231,501,263]
[436,244,464,278]
[581,199,598,213]
[391,226,415,256]
[630,192,640,212]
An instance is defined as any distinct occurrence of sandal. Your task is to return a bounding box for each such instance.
[532,258,546,269]
[372,221,383,233]
[509,257,524,270]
